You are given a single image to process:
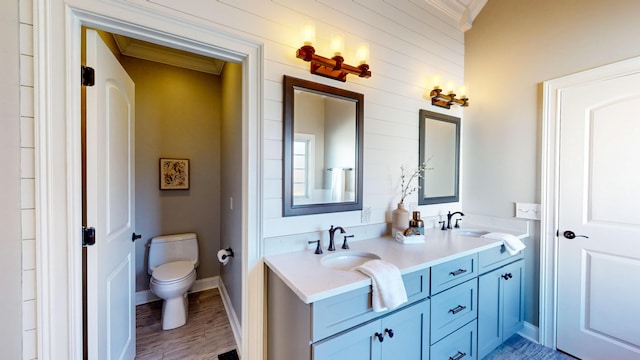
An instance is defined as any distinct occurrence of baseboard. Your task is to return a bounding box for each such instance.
[518,321,539,343]
[218,279,242,353]
[135,276,219,306]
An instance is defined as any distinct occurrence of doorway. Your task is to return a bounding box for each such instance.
[35,6,264,359]
[541,56,640,359]
[82,27,244,358]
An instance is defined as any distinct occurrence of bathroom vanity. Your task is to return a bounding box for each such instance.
[265,228,525,360]
[265,230,524,360]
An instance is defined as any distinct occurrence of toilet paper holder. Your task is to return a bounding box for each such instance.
[221,247,234,260]
[218,248,235,266]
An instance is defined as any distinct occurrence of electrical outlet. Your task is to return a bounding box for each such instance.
[515,202,540,220]
[361,207,371,223]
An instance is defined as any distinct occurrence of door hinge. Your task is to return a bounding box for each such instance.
[83,226,96,246]
[81,66,95,87]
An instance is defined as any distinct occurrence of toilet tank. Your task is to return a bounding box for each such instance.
[148,233,199,274]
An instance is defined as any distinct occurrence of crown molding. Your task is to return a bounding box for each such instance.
[113,34,226,75]
[425,0,487,32]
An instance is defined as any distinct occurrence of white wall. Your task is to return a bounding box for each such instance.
[464,0,640,326]
[0,1,24,359]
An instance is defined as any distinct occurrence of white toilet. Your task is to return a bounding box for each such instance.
[148,233,199,330]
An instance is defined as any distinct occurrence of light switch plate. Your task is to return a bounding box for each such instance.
[515,202,540,220]
[361,207,371,223]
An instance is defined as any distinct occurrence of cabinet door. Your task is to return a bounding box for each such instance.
[477,259,524,359]
[501,260,524,340]
[477,267,502,359]
[381,300,429,360]
[313,321,381,360]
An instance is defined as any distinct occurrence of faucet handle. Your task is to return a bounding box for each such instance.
[454,218,462,228]
[308,240,323,254]
[439,221,446,231]
[342,235,354,249]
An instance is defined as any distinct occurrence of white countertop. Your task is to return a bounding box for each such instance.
[264,227,524,304]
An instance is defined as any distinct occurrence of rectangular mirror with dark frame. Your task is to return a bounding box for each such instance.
[418,109,460,205]
[283,76,364,216]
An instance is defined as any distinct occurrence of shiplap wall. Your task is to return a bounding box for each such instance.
[146,0,466,240]
[15,0,466,358]
[19,0,37,358]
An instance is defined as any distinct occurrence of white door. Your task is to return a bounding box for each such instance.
[85,29,136,360]
[556,64,640,359]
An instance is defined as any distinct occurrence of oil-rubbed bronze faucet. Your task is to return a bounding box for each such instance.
[446,211,465,229]
[342,235,355,249]
[328,225,346,251]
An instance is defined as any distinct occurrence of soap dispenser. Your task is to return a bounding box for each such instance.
[409,211,424,235]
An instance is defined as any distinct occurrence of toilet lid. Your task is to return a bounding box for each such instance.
[152,261,194,282]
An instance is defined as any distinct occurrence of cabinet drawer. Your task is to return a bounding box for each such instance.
[430,279,477,344]
[430,320,477,360]
[431,253,477,294]
[478,244,524,274]
[311,267,430,342]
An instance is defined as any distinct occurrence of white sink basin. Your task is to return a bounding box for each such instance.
[452,229,490,237]
[320,251,381,271]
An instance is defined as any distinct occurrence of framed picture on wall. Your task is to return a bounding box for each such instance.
[160,158,190,190]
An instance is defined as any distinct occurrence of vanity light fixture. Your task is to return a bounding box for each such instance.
[296,24,371,82]
[429,77,469,109]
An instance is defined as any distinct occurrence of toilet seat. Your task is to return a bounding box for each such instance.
[151,260,195,284]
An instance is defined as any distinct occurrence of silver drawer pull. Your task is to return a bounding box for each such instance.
[449,351,466,360]
[448,305,466,314]
[449,268,467,276]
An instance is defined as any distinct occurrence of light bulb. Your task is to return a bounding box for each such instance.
[330,35,345,56]
[459,85,467,98]
[301,23,316,46]
[433,75,442,90]
[356,44,370,65]
[446,81,456,95]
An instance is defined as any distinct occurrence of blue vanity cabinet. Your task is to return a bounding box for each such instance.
[477,258,524,359]
[312,299,430,360]
[266,267,430,360]
[267,240,525,360]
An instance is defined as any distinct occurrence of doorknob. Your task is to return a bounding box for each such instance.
[131,232,142,242]
[563,230,589,239]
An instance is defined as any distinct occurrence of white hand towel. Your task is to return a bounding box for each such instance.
[355,259,408,312]
[330,168,344,202]
[481,232,526,255]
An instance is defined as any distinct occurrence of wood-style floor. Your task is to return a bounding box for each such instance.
[136,289,237,360]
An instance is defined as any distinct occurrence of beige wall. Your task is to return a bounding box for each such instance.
[119,56,223,291]
[220,62,243,322]
[464,0,640,326]
[0,0,23,358]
